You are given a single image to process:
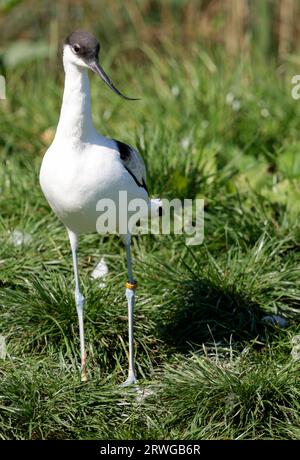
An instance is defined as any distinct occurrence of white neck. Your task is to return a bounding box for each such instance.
[55,61,96,142]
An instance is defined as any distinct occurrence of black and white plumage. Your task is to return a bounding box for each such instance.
[114,140,148,193]
[40,31,160,385]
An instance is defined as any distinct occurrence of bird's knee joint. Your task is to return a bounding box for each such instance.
[75,291,85,310]
[126,288,134,297]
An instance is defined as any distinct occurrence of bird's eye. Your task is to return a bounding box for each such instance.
[73,44,80,53]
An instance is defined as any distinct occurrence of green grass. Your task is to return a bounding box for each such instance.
[1,43,300,439]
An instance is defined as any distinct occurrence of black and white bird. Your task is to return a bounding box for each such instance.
[40,31,160,385]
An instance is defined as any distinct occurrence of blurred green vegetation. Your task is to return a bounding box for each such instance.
[1,0,300,441]
[1,0,300,69]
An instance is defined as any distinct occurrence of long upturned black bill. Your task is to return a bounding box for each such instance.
[89,61,139,100]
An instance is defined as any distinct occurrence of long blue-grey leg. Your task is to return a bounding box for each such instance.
[121,239,137,386]
[68,229,87,382]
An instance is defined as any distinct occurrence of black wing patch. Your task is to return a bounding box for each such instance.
[114,139,131,161]
[114,139,148,193]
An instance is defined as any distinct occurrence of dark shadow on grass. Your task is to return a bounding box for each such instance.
[154,278,269,351]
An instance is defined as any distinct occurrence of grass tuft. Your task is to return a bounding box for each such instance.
[1,42,300,439]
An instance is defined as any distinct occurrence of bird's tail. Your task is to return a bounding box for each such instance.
[149,198,163,217]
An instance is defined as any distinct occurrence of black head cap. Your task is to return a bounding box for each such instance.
[63,30,139,101]
[64,30,100,63]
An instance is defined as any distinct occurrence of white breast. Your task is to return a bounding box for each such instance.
[40,137,149,234]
